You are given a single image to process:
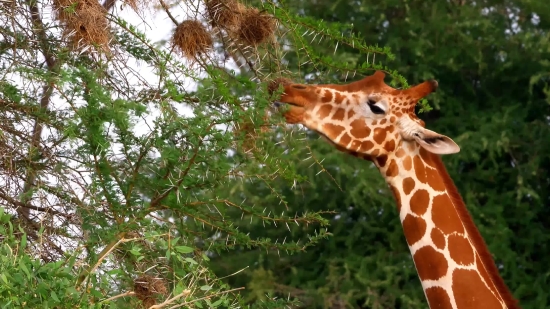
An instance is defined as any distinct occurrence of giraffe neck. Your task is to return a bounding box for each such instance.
[374,143,519,309]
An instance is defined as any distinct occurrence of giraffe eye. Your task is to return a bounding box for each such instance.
[367,100,386,115]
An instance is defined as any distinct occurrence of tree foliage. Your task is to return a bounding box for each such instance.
[208,0,550,308]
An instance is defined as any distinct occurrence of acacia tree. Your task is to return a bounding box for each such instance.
[0,0,416,307]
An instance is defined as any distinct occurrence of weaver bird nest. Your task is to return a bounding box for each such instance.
[134,275,168,308]
[233,8,276,45]
[205,0,245,30]
[172,20,213,60]
[53,0,110,49]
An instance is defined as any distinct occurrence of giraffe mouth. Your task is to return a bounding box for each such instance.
[273,101,303,108]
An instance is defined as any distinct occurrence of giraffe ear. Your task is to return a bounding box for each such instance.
[413,128,460,155]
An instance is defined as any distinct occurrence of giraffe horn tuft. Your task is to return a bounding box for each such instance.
[404,79,439,103]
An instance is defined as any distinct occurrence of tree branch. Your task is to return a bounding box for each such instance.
[21,0,60,220]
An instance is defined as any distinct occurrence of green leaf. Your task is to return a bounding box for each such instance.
[18,260,31,279]
[173,281,185,295]
[129,247,141,256]
[51,290,60,302]
[184,257,198,265]
[174,246,194,254]
[200,285,211,291]
[20,233,27,251]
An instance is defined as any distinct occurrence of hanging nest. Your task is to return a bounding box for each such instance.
[267,77,292,96]
[204,0,245,30]
[172,20,213,60]
[233,8,276,45]
[134,275,168,308]
[53,0,110,50]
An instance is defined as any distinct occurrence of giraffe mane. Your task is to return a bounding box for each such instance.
[428,152,520,309]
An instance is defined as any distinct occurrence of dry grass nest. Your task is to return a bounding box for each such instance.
[205,0,245,30]
[172,20,213,60]
[53,0,110,49]
[234,8,276,45]
[134,275,168,308]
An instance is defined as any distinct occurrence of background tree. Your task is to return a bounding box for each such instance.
[209,0,550,308]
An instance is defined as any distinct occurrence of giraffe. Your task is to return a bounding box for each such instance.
[273,71,520,309]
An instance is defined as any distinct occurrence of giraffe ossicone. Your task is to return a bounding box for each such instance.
[273,71,520,309]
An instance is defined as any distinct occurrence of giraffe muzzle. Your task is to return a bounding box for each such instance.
[273,101,302,108]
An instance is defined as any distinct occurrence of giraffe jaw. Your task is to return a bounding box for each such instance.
[273,100,303,108]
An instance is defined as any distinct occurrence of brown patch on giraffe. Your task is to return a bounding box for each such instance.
[425,287,453,309]
[321,91,333,103]
[380,119,387,125]
[452,269,503,308]
[385,159,399,177]
[372,120,378,125]
[373,127,386,144]
[402,177,415,195]
[387,125,395,133]
[334,92,344,103]
[350,140,361,151]
[333,108,346,121]
[358,141,374,152]
[426,152,520,308]
[390,185,402,212]
[475,254,499,296]
[390,116,396,122]
[395,148,406,158]
[413,155,428,183]
[431,228,446,250]
[426,168,446,192]
[384,140,396,152]
[371,149,380,156]
[317,104,332,119]
[322,123,345,139]
[419,148,437,168]
[339,133,352,147]
[349,119,371,138]
[347,109,355,119]
[413,246,448,281]
[410,189,430,215]
[431,194,464,235]
[403,156,412,171]
[395,111,403,117]
[402,214,426,246]
[448,234,475,265]
[376,154,388,167]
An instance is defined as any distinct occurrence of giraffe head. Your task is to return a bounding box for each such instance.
[274,71,460,161]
